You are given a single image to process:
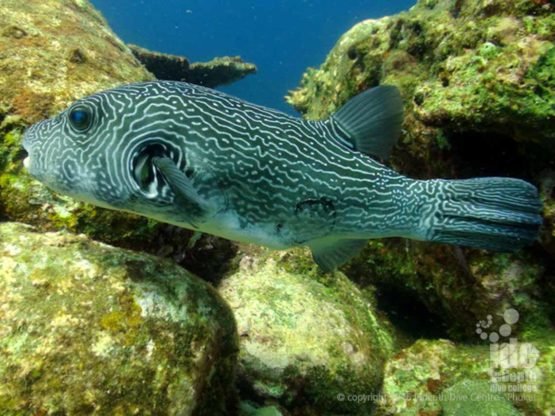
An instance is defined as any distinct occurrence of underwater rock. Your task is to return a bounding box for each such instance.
[287,0,554,340]
[219,247,395,415]
[186,56,258,88]
[376,338,554,416]
[0,0,153,125]
[0,222,238,414]
[129,44,257,88]
[344,241,551,341]
[287,0,554,142]
[129,44,191,81]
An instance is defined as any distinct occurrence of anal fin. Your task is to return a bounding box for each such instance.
[308,238,368,272]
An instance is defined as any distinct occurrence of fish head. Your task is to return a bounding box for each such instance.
[22,83,186,212]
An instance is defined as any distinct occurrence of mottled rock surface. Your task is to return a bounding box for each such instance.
[0,222,238,415]
[130,44,257,88]
[441,380,520,416]
[376,338,554,416]
[288,0,554,142]
[219,248,395,415]
[287,0,554,342]
[0,0,153,124]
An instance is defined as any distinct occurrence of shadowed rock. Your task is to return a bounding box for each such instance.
[129,44,257,88]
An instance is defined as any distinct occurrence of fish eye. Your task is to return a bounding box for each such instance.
[68,106,93,132]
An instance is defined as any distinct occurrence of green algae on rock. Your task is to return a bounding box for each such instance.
[0,222,238,415]
[376,338,555,416]
[441,379,520,416]
[344,240,551,341]
[219,247,395,415]
[287,0,554,142]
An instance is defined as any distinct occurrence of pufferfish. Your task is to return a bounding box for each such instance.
[22,81,542,271]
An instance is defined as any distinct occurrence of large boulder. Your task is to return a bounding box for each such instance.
[0,222,238,415]
[287,0,554,142]
[219,248,395,415]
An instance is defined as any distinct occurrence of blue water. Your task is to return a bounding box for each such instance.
[90,0,415,114]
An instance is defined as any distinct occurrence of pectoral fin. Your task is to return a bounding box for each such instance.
[308,238,368,272]
[152,156,214,220]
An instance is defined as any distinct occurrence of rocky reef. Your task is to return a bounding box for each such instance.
[129,44,257,88]
[219,248,395,415]
[0,222,238,414]
[0,0,554,415]
[0,0,153,125]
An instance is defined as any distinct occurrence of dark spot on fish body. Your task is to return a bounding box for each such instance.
[295,197,337,221]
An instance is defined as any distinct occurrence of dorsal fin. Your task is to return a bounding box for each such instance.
[330,85,403,160]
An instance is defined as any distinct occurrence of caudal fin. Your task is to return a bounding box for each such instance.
[420,177,542,251]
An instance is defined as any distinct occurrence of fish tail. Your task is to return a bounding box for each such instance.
[415,177,542,251]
